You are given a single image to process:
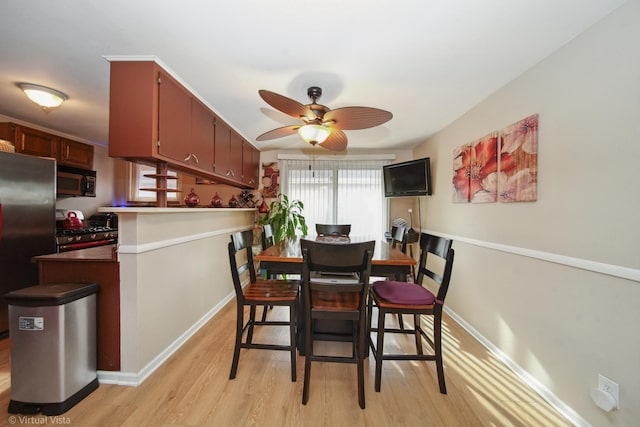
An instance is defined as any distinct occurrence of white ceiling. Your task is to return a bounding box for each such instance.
[0,0,626,152]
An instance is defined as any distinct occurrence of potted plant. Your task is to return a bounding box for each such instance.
[259,194,308,243]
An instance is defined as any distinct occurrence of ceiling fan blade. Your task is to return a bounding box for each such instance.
[259,90,316,120]
[324,106,393,130]
[256,125,300,141]
[319,129,348,151]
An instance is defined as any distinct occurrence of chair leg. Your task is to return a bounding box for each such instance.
[289,304,297,382]
[414,313,424,355]
[434,313,447,394]
[374,308,386,392]
[247,305,257,344]
[397,313,405,329]
[357,318,366,409]
[302,320,313,404]
[229,303,244,379]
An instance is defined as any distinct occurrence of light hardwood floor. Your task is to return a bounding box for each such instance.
[0,303,571,426]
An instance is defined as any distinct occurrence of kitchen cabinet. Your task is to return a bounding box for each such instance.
[0,122,94,169]
[242,141,260,188]
[109,60,257,190]
[59,137,94,169]
[33,245,120,371]
[189,98,215,172]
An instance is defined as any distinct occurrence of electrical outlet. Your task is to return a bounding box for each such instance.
[598,374,620,409]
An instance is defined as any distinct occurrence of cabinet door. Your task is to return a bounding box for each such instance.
[157,70,192,163]
[15,126,57,158]
[190,99,215,173]
[59,138,94,169]
[213,117,231,177]
[228,131,244,182]
[242,142,260,188]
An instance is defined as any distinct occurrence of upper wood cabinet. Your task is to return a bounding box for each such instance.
[0,122,94,169]
[189,99,215,173]
[242,141,260,187]
[59,137,94,169]
[109,60,257,189]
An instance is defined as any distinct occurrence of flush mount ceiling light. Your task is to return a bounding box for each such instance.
[18,83,68,109]
[298,124,331,146]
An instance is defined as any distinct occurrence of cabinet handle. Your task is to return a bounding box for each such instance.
[226,170,235,177]
[66,145,70,158]
[191,153,199,164]
[184,153,192,162]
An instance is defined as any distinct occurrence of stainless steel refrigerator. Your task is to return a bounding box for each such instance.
[0,151,57,335]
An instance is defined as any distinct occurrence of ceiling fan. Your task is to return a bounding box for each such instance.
[256,86,392,151]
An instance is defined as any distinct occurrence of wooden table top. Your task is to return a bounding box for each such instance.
[255,236,416,266]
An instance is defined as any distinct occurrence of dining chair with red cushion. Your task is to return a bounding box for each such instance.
[228,230,299,382]
[368,232,454,394]
[300,238,374,409]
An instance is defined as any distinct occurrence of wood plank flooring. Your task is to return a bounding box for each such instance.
[0,303,571,426]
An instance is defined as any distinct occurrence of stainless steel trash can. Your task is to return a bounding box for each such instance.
[4,282,99,415]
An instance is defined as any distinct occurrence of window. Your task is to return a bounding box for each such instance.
[282,158,391,240]
[128,163,180,203]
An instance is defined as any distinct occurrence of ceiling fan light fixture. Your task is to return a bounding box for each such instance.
[18,83,68,109]
[298,124,331,145]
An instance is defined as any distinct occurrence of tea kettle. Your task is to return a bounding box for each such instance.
[63,211,84,229]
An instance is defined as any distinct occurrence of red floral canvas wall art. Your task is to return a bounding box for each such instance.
[452,144,471,203]
[452,132,499,203]
[498,114,538,202]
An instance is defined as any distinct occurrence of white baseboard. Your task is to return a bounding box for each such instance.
[97,289,236,387]
[444,307,592,427]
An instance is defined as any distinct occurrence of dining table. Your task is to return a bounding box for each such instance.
[255,235,417,353]
[255,235,417,282]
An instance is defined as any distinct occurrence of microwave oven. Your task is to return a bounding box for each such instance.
[57,165,96,197]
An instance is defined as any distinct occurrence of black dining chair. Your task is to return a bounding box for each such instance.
[300,238,374,409]
[259,224,277,321]
[228,230,299,382]
[315,224,351,237]
[368,233,455,394]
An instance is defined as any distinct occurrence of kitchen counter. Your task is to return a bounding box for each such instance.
[33,244,120,372]
[33,244,117,262]
[92,206,254,385]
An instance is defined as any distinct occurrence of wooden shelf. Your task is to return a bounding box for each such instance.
[143,174,178,179]
[139,188,181,192]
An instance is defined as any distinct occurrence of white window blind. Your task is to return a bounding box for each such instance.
[283,159,390,240]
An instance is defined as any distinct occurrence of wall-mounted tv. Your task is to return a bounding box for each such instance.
[383,157,432,197]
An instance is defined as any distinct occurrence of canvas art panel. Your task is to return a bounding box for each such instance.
[498,114,538,202]
[452,132,499,203]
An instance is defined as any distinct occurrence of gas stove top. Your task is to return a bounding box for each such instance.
[55,209,118,251]
[57,226,117,236]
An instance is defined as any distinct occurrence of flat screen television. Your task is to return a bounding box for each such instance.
[383,157,432,197]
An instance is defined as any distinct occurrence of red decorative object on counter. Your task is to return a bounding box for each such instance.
[184,188,200,207]
[210,192,223,208]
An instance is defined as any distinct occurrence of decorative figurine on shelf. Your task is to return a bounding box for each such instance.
[184,188,200,207]
[258,199,269,213]
[210,192,223,208]
[228,194,238,208]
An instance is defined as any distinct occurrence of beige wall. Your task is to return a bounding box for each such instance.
[413,1,640,426]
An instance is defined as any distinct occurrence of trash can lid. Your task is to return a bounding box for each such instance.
[3,283,99,307]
